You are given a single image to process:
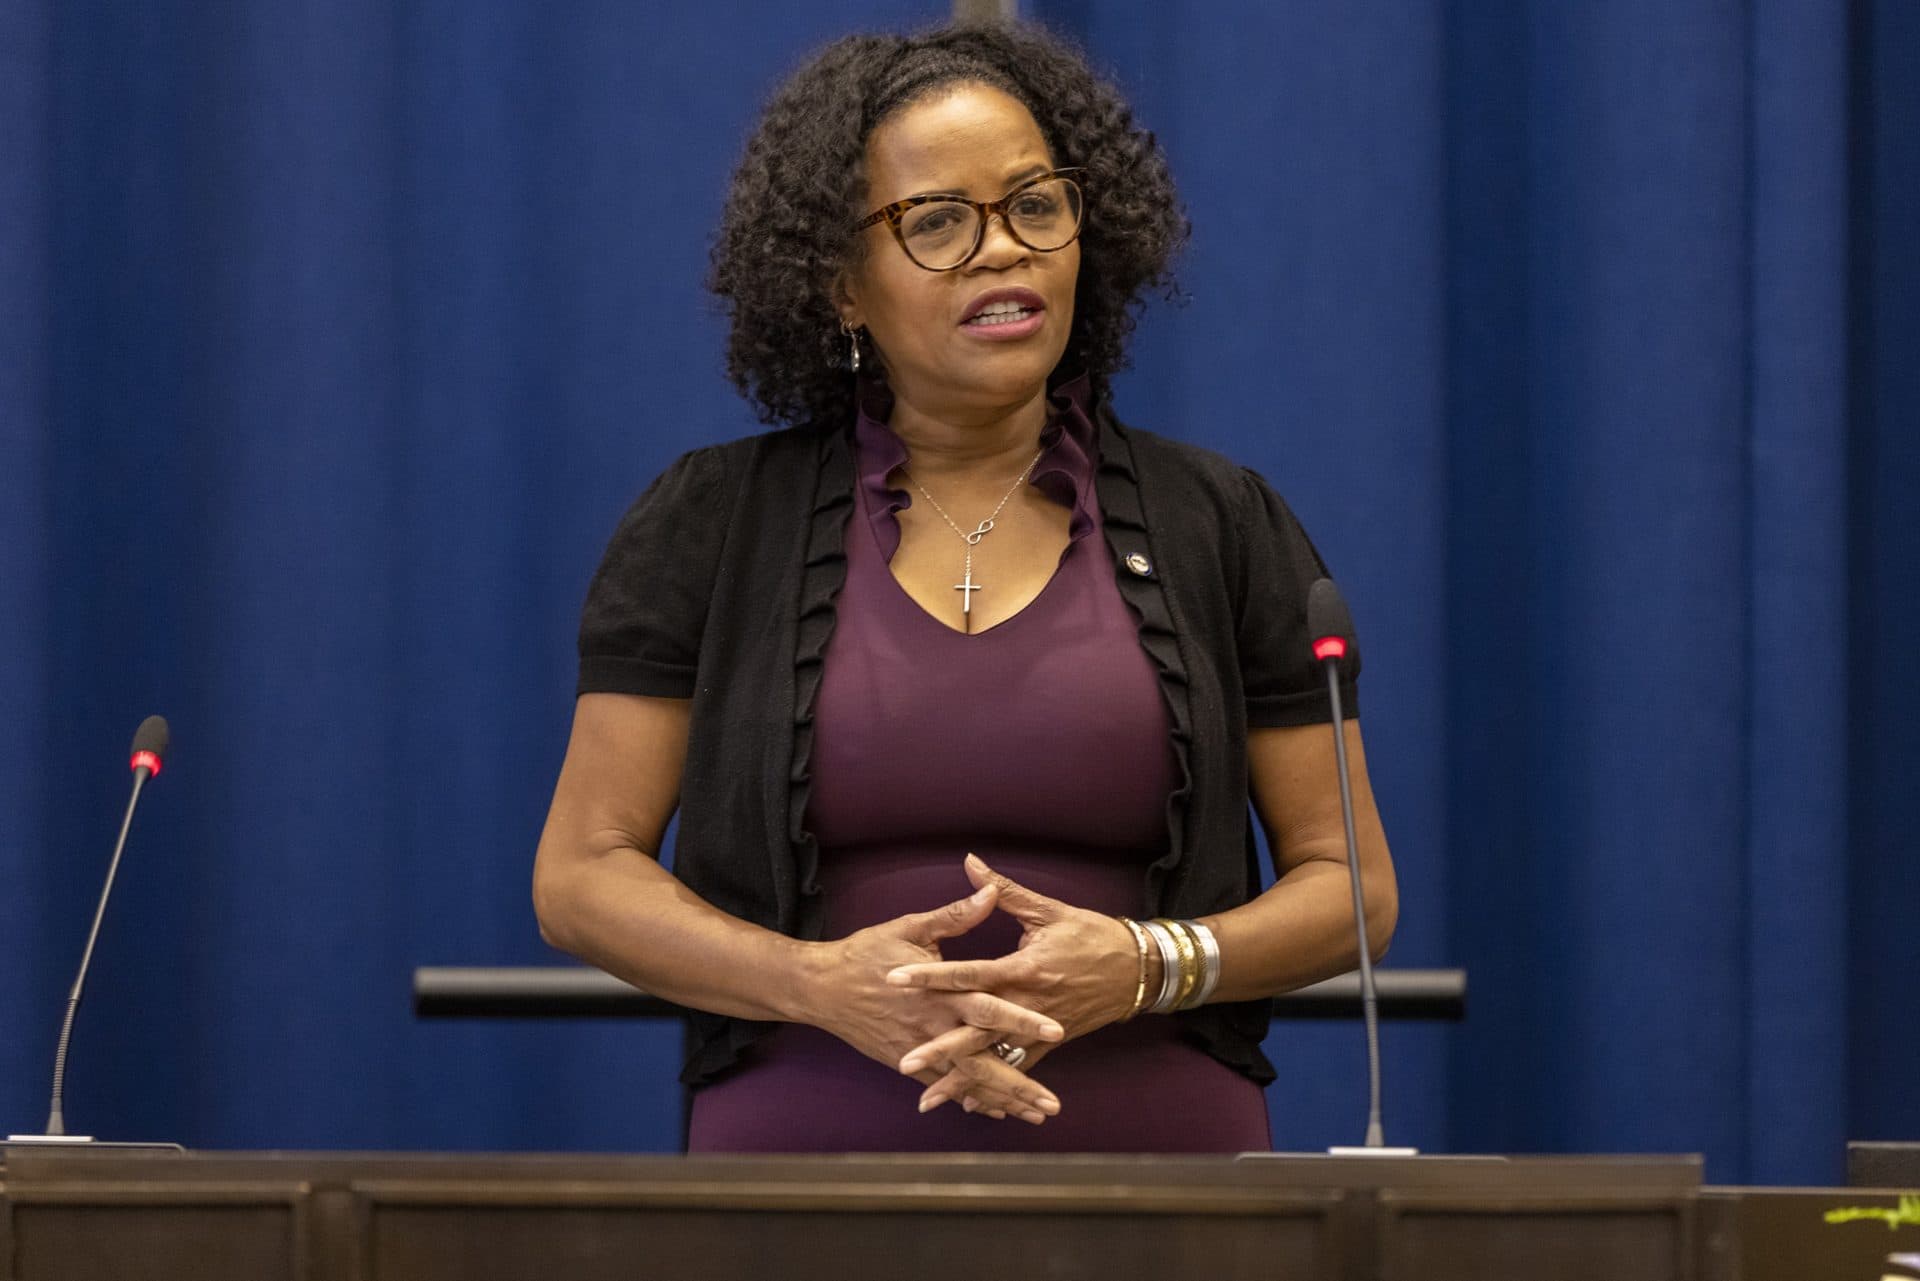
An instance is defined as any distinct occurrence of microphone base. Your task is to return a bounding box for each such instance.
[5,1135,185,1152]
[1327,1144,1422,1157]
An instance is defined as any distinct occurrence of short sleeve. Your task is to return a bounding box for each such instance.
[1234,466,1361,727]
[576,447,730,699]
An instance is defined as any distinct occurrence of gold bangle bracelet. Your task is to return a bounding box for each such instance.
[1171,918,1206,1010]
[1186,919,1222,1007]
[1116,917,1151,1020]
[1154,917,1200,1012]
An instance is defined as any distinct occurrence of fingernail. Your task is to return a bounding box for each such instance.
[1037,1097,1061,1115]
[1020,1109,1046,1125]
[919,1093,945,1114]
[899,1054,924,1073]
[1039,1021,1064,1041]
[966,852,986,870]
[987,1109,1007,1120]
[970,883,994,903]
[885,969,914,986]
[962,1097,978,1113]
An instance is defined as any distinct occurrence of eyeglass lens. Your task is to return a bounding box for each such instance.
[897,177,1083,270]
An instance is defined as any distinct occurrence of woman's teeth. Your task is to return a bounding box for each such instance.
[966,303,1037,326]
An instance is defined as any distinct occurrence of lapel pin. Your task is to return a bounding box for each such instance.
[1123,552,1153,577]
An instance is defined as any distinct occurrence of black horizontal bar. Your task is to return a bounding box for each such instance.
[413,966,1465,1022]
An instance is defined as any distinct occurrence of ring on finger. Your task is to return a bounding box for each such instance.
[990,1040,1028,1070]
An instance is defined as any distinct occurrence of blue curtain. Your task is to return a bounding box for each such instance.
[3,0,1912,1184]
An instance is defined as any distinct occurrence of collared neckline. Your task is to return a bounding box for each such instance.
[850,370,1100,562]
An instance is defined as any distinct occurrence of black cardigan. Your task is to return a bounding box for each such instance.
[578,401,1358,1087]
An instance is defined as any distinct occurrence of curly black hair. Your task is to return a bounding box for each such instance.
[706,22,1188,429]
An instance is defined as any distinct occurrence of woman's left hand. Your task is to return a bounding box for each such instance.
[885,852,1141,1112]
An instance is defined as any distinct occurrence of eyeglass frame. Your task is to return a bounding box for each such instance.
[851,167,1088,272]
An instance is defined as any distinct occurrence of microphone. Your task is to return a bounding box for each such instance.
[1308,580,1416,1157]
[8,716,172,1146]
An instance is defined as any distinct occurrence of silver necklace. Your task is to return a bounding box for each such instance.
[900,447,1045,632]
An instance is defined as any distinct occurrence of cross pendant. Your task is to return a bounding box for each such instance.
[953,559,982,629]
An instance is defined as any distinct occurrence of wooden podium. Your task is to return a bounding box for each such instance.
[1,1149,1705,1281]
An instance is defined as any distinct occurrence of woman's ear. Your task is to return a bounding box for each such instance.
[830,269,862,330]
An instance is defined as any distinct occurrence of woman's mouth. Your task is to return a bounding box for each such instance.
[964,300,1041,328]
[959,293,1047,340]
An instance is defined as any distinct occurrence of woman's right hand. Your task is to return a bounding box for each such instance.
[799,882,1066,1123]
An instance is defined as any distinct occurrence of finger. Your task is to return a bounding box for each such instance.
[922,1066,1034,1122]
[913,1068,949,1113]
[919,1066,1008,1116]
[898,1024,999,1076]
[918,1067,976,1116]
[951,990,1065,1043]
[947,1052,1060,1121]
[885,956,1017,991]
[965,853,1060,926]
[894,882,997,947]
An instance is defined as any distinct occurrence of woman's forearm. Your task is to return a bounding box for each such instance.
[1186,721,1398,1008]
[533,695,825,1024]
[1195,850,1398,1006]
[533,832,824,1025]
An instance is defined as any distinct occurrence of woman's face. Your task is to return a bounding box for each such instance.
[837,82,1080,417]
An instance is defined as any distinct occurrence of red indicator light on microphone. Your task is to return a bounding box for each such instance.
[1313,636,1348,662]
[130,750,163,777]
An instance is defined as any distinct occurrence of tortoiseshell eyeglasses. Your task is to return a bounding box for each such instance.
[852,168,1087,272]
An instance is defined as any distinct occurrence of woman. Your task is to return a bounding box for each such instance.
[533,23,1396,1153]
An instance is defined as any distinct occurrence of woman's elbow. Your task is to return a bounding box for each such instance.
[1364,879,1399,964]
[531,853,580,953]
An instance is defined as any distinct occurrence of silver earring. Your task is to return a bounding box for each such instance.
[841,322,861,373]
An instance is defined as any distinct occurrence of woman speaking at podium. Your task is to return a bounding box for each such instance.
[533,22,1396,1153]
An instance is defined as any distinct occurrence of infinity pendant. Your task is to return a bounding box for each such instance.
[964,519,994,545]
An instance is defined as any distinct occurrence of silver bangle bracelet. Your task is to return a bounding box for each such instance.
[1146,920,1182,1014]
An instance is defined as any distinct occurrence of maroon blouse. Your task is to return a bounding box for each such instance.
[684,378,1270,1153]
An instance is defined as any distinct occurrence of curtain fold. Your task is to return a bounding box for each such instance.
[1743,0,1852,1186]
[0,0,56,1127]
[1848,0,1920,1152]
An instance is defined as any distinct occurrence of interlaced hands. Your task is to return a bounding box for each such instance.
[816,878,1066,1124]
[884,852,1142,1121]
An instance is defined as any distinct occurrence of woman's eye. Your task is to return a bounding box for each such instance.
[912,207,966,233]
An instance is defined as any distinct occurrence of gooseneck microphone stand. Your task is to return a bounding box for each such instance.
[8,716,182,1151]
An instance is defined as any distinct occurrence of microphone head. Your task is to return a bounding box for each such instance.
[1307,578,1356,664]
[130,715,170,777]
